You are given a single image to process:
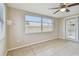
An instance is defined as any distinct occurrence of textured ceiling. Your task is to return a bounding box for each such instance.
[7,3,79,18]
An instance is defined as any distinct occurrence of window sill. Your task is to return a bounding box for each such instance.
[25,31,53,35]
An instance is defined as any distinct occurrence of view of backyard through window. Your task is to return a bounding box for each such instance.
[0,20,2,38]
[25,16,53,33]
[66,19,76,40]
[0,6,3,40]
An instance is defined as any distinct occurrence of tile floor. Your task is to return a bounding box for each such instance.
[7,39,79,56]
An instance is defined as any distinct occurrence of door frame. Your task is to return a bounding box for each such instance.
[65,17,78,41]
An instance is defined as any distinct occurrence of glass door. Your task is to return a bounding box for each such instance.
[65,18,77,41]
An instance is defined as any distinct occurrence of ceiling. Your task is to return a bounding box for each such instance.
[6,3,79,18]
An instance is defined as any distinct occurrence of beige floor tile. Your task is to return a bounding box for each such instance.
[7,39,79,56]
[7,47,34,56]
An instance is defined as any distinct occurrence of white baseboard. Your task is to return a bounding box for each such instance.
[7,37,58,51]
[58,36,65,39]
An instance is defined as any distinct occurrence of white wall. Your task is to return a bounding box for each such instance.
[7,7,59,50]
[58,19,65,39]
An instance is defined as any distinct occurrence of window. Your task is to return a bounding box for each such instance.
[0,5,4,40]
[0,15,3,40]
[0,20,2,36]
[42,18,53,32]
[25,15,53,34]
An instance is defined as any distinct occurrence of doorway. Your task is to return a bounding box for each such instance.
[65,17,78,41]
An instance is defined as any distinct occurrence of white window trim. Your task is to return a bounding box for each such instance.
[25,15,54,34]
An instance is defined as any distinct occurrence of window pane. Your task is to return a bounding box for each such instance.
[42,18,53,32]
[25,15,53,33]
[0,6,3,40]
[43,18,52,23]
[42,23,52,32]
[0,19,3,39]
[25,16,41,33]
[0,21,1,37]
[25,16,41,22]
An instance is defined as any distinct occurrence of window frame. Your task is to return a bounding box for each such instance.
[24,15,54,34]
